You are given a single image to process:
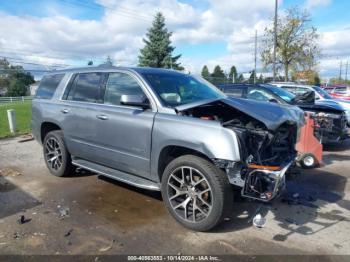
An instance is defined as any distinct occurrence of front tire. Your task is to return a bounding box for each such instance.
[43,130,74,177]
[161,155,233,231]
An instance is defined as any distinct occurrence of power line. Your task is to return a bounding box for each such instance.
[273,0,278,81]
[59,0,153,22]
[74,0,154,20]
[254,30,257,84]
[1,56,70,67]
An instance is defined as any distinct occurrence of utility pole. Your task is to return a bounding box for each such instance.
[254,29,257,84]
[272,0,278,81]
[345,61,348,81]
[339,60,343,82]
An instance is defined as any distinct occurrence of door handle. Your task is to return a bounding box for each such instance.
[96,115,108,120]
[61,109,69,114]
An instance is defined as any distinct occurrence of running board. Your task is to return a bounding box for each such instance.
[71,158,160,191]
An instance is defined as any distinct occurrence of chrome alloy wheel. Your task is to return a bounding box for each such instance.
[45,137,63,171]
[167,166,213,223]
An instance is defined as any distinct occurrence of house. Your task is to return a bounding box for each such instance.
[29,82,40,96]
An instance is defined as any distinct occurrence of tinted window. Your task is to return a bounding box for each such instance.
[247,87,275,102]
[35,74,64,99]
[222,86,244,98]
[295,87,310,95]
[67,73,103,103]
[264,85,295,103]
[103,73,146,106]
[281,86,296,94]
[313,86,333,99]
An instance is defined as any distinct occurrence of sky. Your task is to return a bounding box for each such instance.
[0,0,349,80]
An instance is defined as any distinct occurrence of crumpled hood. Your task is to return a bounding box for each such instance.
[223,98,305,131]
[176,98,305,131]
[299,99,345,113]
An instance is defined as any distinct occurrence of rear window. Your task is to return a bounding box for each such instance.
[35,74,65,99]
[221,86,244,98]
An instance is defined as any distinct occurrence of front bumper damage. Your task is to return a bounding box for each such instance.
[242,162,291,201]
[215,159,292,202]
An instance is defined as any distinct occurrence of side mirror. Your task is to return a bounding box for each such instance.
[291,91,315,105]
[120,94,150,109]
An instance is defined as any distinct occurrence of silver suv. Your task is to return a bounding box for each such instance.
[32,66,304,231]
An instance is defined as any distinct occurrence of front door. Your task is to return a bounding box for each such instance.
[94,72,155,179]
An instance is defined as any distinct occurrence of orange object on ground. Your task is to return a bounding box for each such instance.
[296,113,323,168]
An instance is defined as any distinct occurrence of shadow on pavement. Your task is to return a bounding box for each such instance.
[0,176,41,219]
[213,167,349,240]
[323,139,350,152]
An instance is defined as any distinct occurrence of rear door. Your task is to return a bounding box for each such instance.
[59,72,107,162]
[93,71,156,179]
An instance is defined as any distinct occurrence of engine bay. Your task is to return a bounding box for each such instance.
[177,100,297,201]
[178,100,297,167]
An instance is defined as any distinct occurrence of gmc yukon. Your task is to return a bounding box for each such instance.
[32,66,304,231]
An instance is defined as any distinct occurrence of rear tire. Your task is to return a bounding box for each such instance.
[43,130,74,177]
[161,155,233,231]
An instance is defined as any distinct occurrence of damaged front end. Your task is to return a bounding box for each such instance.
[176,98,304,202]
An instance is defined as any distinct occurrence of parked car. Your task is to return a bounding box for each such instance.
[322,85,350,101]
[269,83,350,125]
[32,67,304,231]
[218,83,348,143]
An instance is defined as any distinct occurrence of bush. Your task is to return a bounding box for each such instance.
[6,79,28,97]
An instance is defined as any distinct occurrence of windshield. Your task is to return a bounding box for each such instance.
[313,86,333,99]
[263,85,296,102]
[141,72,225,107]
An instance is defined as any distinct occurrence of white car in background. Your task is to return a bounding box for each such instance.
[270,82,350,125]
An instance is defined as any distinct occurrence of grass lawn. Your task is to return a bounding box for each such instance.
[0,101,32,138]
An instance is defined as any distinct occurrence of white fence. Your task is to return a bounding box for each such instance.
[0,96,33,104]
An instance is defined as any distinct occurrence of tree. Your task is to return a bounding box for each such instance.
[106,56,113,66]
[210,65,226,84]
[261,7,320,81]
[6,79,28,96]
[201,65,210,79]
[258,74,264,83]
[237,74,244,83]
[87,60,93,66]
[0,58,34,96]
[12,71,35,86]
[138,12,183,70]
[228,66,238,83]
[314,73,320,86]
[249,70,256,84]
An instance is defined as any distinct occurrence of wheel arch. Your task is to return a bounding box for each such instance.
[156,145,213,182]
[40,121,62,143]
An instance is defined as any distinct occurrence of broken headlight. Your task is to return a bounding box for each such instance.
[318,112,342,119]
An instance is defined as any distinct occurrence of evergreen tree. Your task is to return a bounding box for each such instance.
[249,70,256,84]
[211,65,226,84]
[258,74,264,83]
[237,74,244,83]
[228,65,238,83]
[105,56,113,66]
[138,12,183,70]
[201,65,210,80]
